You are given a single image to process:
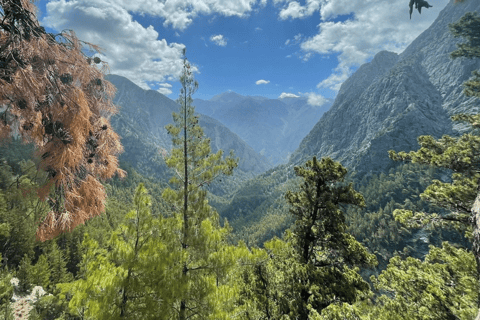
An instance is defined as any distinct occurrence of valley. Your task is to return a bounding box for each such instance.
[0,0,479,318]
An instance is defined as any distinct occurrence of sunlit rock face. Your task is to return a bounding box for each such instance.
[291,0,480,178]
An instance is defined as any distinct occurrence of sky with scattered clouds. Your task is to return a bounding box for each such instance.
[35,0,449,104]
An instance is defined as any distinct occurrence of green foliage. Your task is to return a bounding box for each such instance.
[388,11,480,242]
[60,184,165,319]
[0,254,13,309]
[283,157,377,318]
[17,254,33,293]
[237,158,377,319]
[235,237,306,319]
[29,291,78,320]
[160,49,240,319]
[345,163,470,268]
[30,254,51,289]
[60,182,243,319]
[387,44,480,294]
[0,159,48,267]
[0,255,14,320]
[368,242,478,320]
[44,241,73,290]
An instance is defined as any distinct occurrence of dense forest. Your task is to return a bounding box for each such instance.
[0,0,480,319]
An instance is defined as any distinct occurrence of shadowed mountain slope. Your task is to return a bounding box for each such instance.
[105,74,272,181]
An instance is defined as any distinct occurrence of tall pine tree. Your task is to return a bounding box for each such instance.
[240,157,377,319]
[162,48,239,319]
[284,156,377,318]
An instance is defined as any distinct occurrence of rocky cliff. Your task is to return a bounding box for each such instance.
[291,0,480,178]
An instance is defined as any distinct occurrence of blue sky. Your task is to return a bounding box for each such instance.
[34,0,449,104]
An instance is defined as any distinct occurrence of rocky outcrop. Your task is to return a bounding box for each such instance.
[291,0,480,178]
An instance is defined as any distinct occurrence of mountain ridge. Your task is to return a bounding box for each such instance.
[290,0,480,178]
[194,93,333,165]
[219,0,480,246]
[104,74,272,181]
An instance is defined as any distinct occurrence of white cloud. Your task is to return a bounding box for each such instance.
[44,0,262,32]
[279,92,300,99]
[159,83,172,88]
[120,0,259,31]
[42,0,195,92]
[306,92,327,107]
[292,0,449,92]
[293,33,303,41]
[284,33,303,47]
[278,0,321,20]
[255,27,263,31]
[302,52,313,61]
[210,34,227,46]
[157,87,173,95]
[256,79,270,85]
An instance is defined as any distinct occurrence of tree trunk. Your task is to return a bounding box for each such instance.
[179,68,189,320]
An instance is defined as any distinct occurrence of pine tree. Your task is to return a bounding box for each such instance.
[162,48,238,319]
[0,160,40,267]
[45,241,72,290]
[0,253,13,320]
[367,242,478,320]
[388,11,480,302]
[60,183,168,319]
[284,157,377,318]
[16,254,32,293]
[30,254,50,288]
[0,0,125,241]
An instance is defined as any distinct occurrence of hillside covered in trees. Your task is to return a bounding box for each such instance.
[0,0,480,319]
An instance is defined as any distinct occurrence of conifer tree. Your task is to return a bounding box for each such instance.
[389,11,480,295]
[45,241,72,289]
[368,242,478,320]
[283,157,377,318]
[60,183,170,319]
[162,48,238,320]
[0,160,40,267]
[17,254,32,293]
[0,0,125,241]
[0,254,13,320]
[30,254,50,288]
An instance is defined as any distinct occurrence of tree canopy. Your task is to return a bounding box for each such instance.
[0,0,125,241]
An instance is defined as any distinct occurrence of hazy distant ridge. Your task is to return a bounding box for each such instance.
[105,74,272,178]
[194,93,333,165]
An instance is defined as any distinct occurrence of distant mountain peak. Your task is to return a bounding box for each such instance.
[210,91,245,103]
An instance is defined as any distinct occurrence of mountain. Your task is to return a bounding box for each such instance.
[194,93,333,165]
[290,0,480,178]
[104,74,271,182]
[219,0,480,247]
